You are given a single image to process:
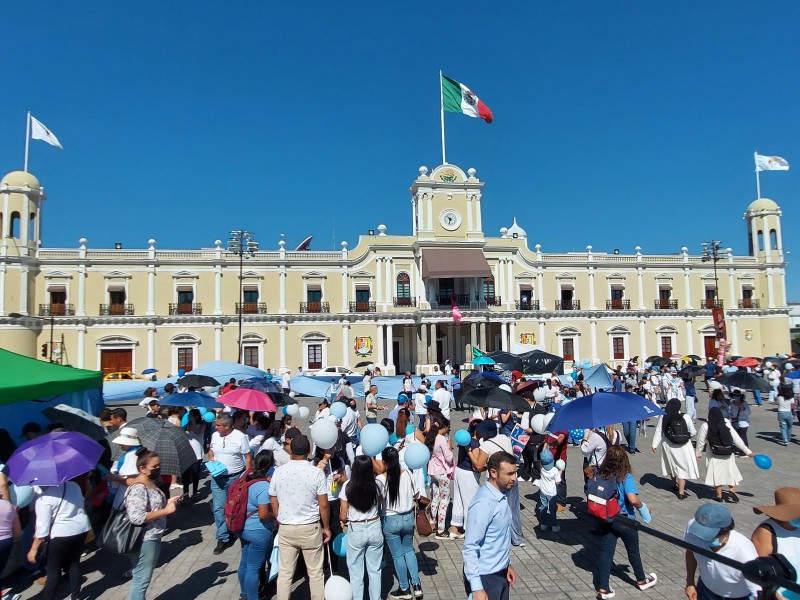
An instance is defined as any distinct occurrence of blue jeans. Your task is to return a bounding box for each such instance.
[685,396,697,420]
[382,512,420,590]
[593,519,646,592]
[128,538,161,600]
[622,421,638,451]
[778,411,793,443]
[463,570,509,600]
[239,526,274,600]
[346,519,384,600]
[697,578,751,600]
[537,493,557,526]
[210,472,239,542]
[753,389,762,406]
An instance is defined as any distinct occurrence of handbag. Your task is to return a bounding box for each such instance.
[98,485,148,554]
[414,498,433,537]
[37,484,67,563]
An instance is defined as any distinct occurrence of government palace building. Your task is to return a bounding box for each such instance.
[0,164,791,376]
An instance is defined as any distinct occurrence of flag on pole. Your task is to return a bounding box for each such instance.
[30,115,63,149]
[441,75,493,123]
[755,153,789,171]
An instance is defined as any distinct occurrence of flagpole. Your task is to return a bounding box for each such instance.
[24,111,31,172]
[439,70,447,165]
[754,151,762,198]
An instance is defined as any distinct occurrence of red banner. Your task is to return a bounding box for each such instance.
[712,308,727,340]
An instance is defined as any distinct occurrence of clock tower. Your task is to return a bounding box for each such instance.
[409,164,485,241]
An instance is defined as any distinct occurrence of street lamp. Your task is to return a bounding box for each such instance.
[9,311,55,362]
[700,240,731,306]
[228,230,259,364]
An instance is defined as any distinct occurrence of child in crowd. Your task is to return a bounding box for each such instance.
[534,448,562,532]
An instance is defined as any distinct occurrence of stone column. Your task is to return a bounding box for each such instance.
[77,267,87,317]
[418,323,428,367]
[588,268,596,310]
[214,266,222,315]
[637,268,645,309]
[767,268,775,308]
[147,325,156,369]
[590,319,598,360]
[279,322,287,369]
[429,323,437,364]
[480,322,487,351]
[386,324,394,373]
[342,322,351,368]
[684,269,693,309]
[147,269,156,316]
[0,263,6,315]
[19,266,29,315]
[729,318,739,355]
[537,270,545,310]
[376,257,383,310]
[385,259,393,306]
[538,321,545,350]
[214,322,222,361]
[470,322,477,351]
[639,319,647,361]
[500,322,508,351]
[728,269,736,307]
[685,319,694,356]
[341,268,348,313]
[509,321,517,347]
[77,325,86,369]
[376,323,386,367]
[279,269,287,313]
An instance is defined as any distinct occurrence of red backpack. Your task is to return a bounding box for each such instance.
[224,470,268,534]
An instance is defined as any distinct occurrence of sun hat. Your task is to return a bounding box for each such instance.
[476,420,498,439]
[688,503,733,541]
[112,427,141,446]
[754,488,800,522]
[540,447,554,469]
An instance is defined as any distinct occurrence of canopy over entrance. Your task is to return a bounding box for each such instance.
[421,248,492,279]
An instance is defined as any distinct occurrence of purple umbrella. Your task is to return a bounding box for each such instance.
[6,431,103,486]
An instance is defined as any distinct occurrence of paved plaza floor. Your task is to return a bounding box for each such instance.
[9,387,799,599]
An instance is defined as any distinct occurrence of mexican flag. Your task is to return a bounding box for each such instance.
[442,75,493,123]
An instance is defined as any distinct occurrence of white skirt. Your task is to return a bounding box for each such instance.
[703,452,743,487]
[659,440,699,480]
[451,467,481,528]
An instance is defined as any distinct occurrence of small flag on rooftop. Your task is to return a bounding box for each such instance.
[30,115,63,150]
[755,153,789,171]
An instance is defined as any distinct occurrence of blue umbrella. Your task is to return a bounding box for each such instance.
[786,371,800,380]
[546,391,665,432]
[142,368,158,375]
[238,377,282,394]
[159,391,223,409]
[473,356,496,366]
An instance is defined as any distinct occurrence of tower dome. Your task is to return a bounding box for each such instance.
[1,170,41,190]
[747,197,780,213]
[506,217,527,239]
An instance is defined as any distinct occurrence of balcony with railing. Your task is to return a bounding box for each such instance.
[169,303,203,315]
[485,296,502,307]
[39,304,75,317]
[606,299,631,310]
[654,299,678,310]
[555,300,581,310]
[393,297,416,307]
[349,301,376,313]
[236,302,267,314]
[515,299,540,311]
[99,303,135,316]
[300,301,330,313]
[738,299,761,309]
[436,294,470,306]
[701,299,724,309]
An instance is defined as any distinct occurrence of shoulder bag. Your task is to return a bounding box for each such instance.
[98,483,149,554]
[36,484,66,563]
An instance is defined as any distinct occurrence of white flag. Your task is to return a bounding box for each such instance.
[30,115,63,149]
[755,153,789,171]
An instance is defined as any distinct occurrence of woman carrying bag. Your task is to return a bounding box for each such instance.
[126,450,182,600]
[651,398,698,500]
[695,407,753,503]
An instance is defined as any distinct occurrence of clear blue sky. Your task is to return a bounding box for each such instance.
[3,2,799,296]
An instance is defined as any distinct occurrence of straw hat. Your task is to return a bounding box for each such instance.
[753,487,800,522]
[112,427,141,446]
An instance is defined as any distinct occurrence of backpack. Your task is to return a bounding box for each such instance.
[224,470,267,534]
[708,424,734,456]
[664,416,690,445]
[586,473,621,522]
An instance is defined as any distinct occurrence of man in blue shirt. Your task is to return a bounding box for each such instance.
[462,451,518,600]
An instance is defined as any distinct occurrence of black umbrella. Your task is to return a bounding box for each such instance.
[42,404,107,440]
[647,356,671,367]
[238,378,281,394]
[461,372,505,395]
[177,374,221,388]
[714,371,772,392]
[107,417,197,476]
[354,361,373,368]
[678,365,705,380]
[686,354,702,361]
[460,386,529,413]
[483,351,524,373]
[519,350,565,375]
[267,392,297,407]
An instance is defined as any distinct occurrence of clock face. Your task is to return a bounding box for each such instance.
[440,209,462,231]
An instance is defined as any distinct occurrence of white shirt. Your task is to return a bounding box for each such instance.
[403,378,414,393]
[34,482,91,539]
[209,429,250,473]
[282,373,291,389]
[341,477,384,521]
[338,407,359,437]
[340,385,354,400]
[111,449,140,509]
[432,387,452,420]
[312,407,330,424]
[534,465,562,497]
[479,434,514,456]
[414,392,428,415]
[269,459,327,525]
[684,525,760,597]
[378,470,416,515]
[362,374,372,390]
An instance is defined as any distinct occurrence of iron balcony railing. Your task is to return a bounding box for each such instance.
[555,300,581,310]
[606,299,631,310]
[484,296,502,306]
[349,301,376,313]
[235,302,267,314]
[654,299,678,310]
[701,299,724,309]
[393,297,416,307]
[436,294,470,306]
[99,303,135,316]
[738,299,760,309]
[300,301,330,313]
[39,304,75,317]
[515,299,540,310]
[169,303,202,315]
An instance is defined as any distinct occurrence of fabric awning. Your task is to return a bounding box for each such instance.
[421,248,492,279]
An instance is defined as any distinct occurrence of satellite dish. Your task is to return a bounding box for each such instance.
[295,236,313,251]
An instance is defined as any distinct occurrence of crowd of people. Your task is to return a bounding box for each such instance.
[1,353,800,600]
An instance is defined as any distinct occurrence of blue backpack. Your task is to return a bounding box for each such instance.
[586,473,621,522]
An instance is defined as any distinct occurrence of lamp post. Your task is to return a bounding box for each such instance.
[228,230,259,364]
[700,240,730,306]
[9,311,55,362]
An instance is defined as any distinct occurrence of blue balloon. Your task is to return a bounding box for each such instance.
[360,424,389,457]
[330,402,347,420]
[282,406,289,415]
[405,424,416,436]
[425,395,432,403]
[389,433,398,445]
[203,412,215,423]
[332,532,347,557]
[454,429,472,447]
[178,368,186,377]
[9,484,34,508]
[753,454,773,470]
[197,407,208,416]
[404,443,431,470]
[181,413,190,428]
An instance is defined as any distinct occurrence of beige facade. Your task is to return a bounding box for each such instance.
[0,165,791,376]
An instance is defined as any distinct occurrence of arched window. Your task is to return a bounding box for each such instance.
[758,230,764,252]
[9,212,20,238]
[395,272,411,305]
[770,229,778,250]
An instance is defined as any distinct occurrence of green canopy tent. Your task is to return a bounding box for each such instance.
[0,348,102,405]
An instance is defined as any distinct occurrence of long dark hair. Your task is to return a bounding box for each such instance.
[135,449,159,470]
[396,408,411,439]
[424,416,449,450]
[0,429,17,463]
[599,445,632,483]
[249,450,275,481]
[266,419,284,441]
[662,398,683,433]
[708,407,733,445]
[382,446,401,507]
[345,455,380,513]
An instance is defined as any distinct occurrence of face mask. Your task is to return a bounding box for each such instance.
[708,537,722,549]
[148,467,162,481]
[789,518,800,528]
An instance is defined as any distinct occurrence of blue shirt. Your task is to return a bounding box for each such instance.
[685,380,696,396]
[463,482,511,591]
[617,473,638,518]
[243,478,273,536]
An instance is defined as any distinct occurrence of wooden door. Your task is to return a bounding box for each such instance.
[704,336,717,360]
[100,349,132,375]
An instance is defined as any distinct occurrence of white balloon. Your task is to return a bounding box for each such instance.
[297,406,310,419]
[286,404,300,416]
[288,391,296,398]
[543,412,554,431]
[533,388,547,402]
[531,414,547,434]
[499,384,512,393]
[311,419,339,450]
[708,380,722,390]
[324,576,352,600]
